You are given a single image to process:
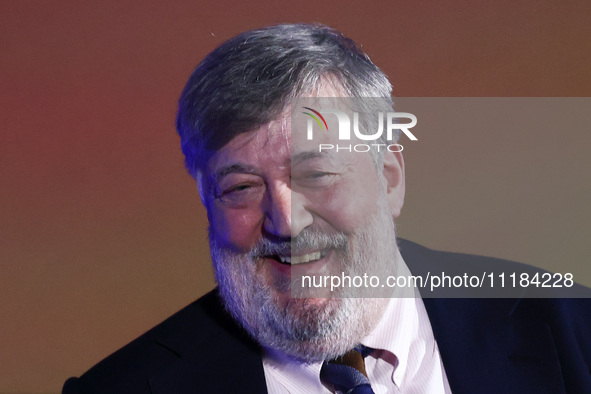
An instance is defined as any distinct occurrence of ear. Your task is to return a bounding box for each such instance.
[381,150,405,218]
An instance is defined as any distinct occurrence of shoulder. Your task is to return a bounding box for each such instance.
[398,238,591,343]
[398,238,537,274]
[63,290,266,394]
[400,239,591,392]
[398,238,590,298]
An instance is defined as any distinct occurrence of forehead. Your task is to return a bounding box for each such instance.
[205,112,292,175]
[206,78,350,173]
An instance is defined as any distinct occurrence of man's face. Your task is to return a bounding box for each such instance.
[201,85,405,361]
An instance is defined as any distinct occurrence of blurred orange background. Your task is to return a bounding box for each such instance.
[1,1,590,392]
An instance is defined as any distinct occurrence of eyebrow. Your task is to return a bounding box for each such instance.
[213,164,259,181]
[212,151,332,181]
[291,151,327,166]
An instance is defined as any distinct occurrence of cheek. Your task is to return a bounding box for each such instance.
[209,204,265,250]
[320,193,373,233]
[317,173,383,232]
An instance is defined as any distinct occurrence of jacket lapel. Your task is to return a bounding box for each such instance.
[422,297,564,394]
[147,291,268,394]
[400,239,565,394]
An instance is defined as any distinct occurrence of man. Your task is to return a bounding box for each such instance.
[63,24,590,393]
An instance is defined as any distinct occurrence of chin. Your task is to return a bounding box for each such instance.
[256,295,387,362]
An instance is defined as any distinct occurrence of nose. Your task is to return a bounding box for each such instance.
[263,182,312,238]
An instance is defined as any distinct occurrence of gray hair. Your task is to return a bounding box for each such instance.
[176,23,393,176]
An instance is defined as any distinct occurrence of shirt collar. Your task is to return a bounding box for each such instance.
[361,248,419,387]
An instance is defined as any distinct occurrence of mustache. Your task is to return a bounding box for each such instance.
[249,228,348,258]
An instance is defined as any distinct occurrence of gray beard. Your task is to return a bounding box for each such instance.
[209,197,398,362]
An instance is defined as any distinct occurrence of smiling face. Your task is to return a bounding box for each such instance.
[201,84,406,361]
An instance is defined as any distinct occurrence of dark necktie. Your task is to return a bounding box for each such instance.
[320,346,375,394]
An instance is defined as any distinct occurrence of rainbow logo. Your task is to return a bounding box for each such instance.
[302,107,329,131]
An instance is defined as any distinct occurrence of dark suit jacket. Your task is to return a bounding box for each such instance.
[63,240,591,393]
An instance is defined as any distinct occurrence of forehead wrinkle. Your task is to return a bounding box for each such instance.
[262,108,292,149]
[247,120,290,152]
[291,150,339,167]
[207,110,294,186]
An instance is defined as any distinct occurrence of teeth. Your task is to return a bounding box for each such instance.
[279,251,322,265]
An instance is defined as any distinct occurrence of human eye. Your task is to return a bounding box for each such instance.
[215,176,265,205]
[292,170,336,188]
